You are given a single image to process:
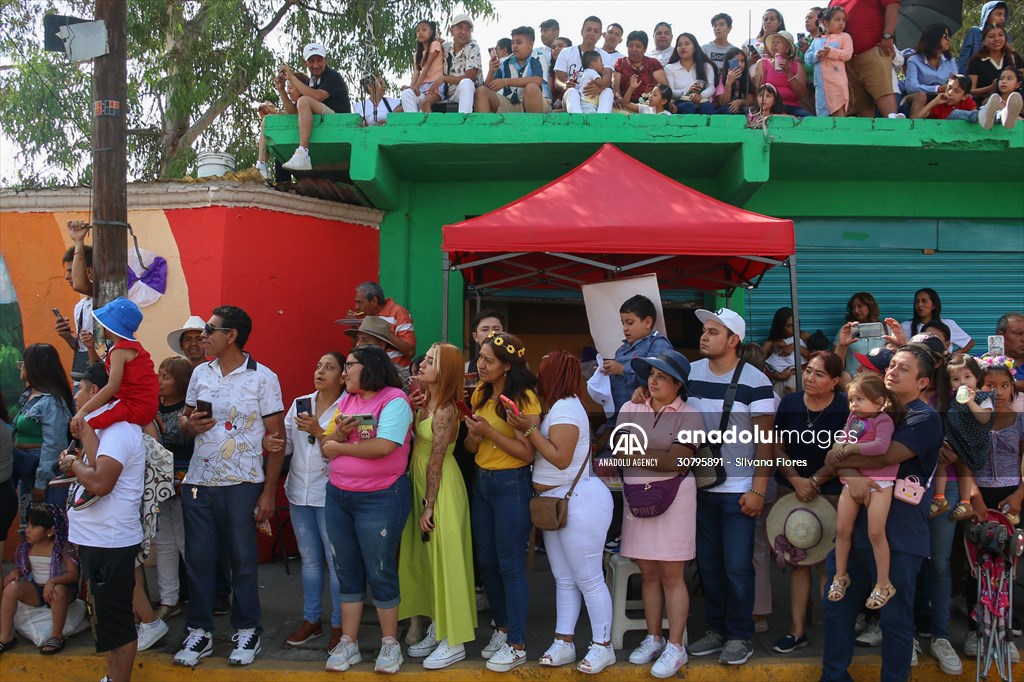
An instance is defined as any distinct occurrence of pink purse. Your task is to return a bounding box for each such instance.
[893,475,926,505]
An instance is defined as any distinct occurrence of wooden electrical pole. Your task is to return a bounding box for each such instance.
[91,0,127,308]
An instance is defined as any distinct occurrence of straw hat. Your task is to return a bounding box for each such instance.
[166,315,206,356]
[766,493,836,567]
[764,30,796,56]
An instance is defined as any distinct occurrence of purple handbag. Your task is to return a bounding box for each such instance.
[622,475,685,518]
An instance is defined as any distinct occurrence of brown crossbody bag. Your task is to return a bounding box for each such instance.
[529,453,592,531]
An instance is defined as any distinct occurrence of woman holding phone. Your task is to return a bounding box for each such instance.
[464,331,540,672]
[398,343,476,670]
[281,352,345,652]
[320,345,413,674]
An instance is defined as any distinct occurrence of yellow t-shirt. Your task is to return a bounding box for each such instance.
[472,387,541,471]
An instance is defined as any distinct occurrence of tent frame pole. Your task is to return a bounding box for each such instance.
[788,254,802,391]
[442,253,450,343]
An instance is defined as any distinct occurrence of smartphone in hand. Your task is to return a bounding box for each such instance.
[455,400,474,419]
[52,307,65,320]
[295,397,312,416]
[499,394,520,416]
[196,399,213,416]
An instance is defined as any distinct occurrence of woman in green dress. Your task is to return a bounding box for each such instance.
[399,342,477,669]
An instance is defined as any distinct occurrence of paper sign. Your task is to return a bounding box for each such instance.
[582,274,667,359]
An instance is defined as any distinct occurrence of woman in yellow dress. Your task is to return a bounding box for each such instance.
[398,343,476,669]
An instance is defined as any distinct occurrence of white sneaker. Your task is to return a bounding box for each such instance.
[326,636,362,672]
[485,643,527,672]
[423,638,466,670]
[980,95,1001,130]
[407,622,437,658]
[136,618,169,651]
[538,638,576,666]
[578,642,616,674]
[911,638,921,667]
[481,629,508,659]
[887,112,907,119]
[1003,91,1022,129]
[1012,641,1021,663]
[282,148,311,172]
[172,627,213,667]
[856,622,883,647]
[375,636,403,674]
[929,637,962,675]
[651,642,687,678]
[964,630,978,657]
[629,634,666,664]
[228,628,261,666]
[475,587,489,611]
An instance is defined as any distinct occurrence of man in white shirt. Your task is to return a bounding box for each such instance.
[356,74,401,125]
[64,364,146,682]
[55,241,97,377]
[555,16,614,113]
[599,22,625,68]
[685,308,775,666]
[647,21,674,65]
[172,305,285,668]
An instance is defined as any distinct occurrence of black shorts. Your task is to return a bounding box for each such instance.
[79,544,138,652]
[31,579,79,608]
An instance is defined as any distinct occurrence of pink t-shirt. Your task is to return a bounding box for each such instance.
[762,60,801,108]
[842,412,899,482]
[420,40,443,83]
[328,386,412,492]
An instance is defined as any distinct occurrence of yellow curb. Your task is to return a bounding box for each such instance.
[2,650,1018,681]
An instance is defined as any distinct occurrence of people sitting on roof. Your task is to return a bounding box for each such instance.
[401,14,481,115]
[256,70,308,178]
[280,43,351,173]
[556,17,614,114]
[474,26,551,113]
[355,75,402,127]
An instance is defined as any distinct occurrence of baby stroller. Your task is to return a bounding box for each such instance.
[965,510,1024,682]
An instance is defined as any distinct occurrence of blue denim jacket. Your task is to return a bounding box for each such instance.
[610,331,673,413]
[17,393,72,489]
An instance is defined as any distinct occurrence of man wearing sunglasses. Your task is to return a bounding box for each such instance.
[173,306,285,668]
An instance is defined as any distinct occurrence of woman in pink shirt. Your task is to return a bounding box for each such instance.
[753,31,813,116]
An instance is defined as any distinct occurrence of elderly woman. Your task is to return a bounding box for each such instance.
[612,30,669,112]
[752,30,812,116]
[320,345,413,675]
[770,351,849,654]
[616,350,703,679]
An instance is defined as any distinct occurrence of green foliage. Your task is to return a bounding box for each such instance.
[1,0,494,185]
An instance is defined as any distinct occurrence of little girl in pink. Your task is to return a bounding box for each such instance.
[827,372,904,610]
[806,7,853,116]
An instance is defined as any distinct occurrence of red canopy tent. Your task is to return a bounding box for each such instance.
[441,144,803,377]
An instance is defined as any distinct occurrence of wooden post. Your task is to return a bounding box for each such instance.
[91,0,128,307]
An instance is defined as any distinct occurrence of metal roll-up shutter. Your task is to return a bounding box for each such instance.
[746,248,1024,349]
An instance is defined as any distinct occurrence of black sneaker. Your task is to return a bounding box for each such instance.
[48,472,78,487]
[71,486,101,511]
[213,593,231,616]
[172,627,213,667]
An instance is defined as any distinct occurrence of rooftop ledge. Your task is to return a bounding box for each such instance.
[263,112,1024,210]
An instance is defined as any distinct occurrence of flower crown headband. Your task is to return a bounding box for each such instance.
[977,354,1017,379]
[487,330,526,358]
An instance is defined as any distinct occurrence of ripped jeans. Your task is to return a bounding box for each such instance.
[325,476,411,609]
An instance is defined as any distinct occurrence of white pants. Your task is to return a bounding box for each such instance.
[541,476,614,641]
[400,78,475,114]
[153,494,185,605]
[564,87,614,114]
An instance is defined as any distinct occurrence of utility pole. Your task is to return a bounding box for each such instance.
[91,0,127,307]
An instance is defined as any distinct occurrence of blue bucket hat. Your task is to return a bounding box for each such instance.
[92,297,142,341]
[630,350,691,385]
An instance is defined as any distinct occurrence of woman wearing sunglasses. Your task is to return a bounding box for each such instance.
[905,24,958,117]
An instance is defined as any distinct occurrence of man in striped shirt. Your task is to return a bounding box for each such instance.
[352,282,416,367]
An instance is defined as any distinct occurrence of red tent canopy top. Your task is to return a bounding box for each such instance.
[442,144,795,293]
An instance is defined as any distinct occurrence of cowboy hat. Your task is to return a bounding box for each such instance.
[767,492,837,567]
[345,315,396,349]
[166,315,206,356]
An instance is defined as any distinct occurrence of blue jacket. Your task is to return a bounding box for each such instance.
[958,1,1013,72]
[610,331,673,413]
[16,393,72,489]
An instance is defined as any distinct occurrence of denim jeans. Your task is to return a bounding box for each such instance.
[12,447,38,497]
[785,104,813,117]
[822,547,923,682]
[182,482,263,633]
[325,476,410,609]
[676,100,715,115]
[695,490,756,640]
[290,502,342,626]
[473,466,532,646]
[915,479,958,639]
[948,109,980,123]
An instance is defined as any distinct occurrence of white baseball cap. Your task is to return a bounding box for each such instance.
[303,43,327,61]
[695,308,746,341]
[449,13,474,30]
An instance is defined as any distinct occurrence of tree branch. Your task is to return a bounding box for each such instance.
[259,0,298,41]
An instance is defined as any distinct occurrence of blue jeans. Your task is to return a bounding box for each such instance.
[182,482,263,632]
[473,466,532,646]
[915,480,958,639]
[675,100,715,115]
[695,490,755,640]
[822,547,923,682]
[948,109,980,123]
[290,503,342,627]
[785,104,814,117]
[325,476,410,609]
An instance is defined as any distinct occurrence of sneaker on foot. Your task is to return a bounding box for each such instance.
[720,639,753,665]
[407,621,437,657]
[286,620,323,646]
[912,638,921,667]
[688,630,725,657]
[282,148,311,172]
[854,613,867,635]
[405,615,429,645]
[154,603,181,620]
[475,588,489,612]
[172,627,213,667]
[228,628,261,666]
[1004,91,1022,129]
[423,638,466,670]
[375,636,403,674]
[485,643,527,672]
[772,633,808,654]
[629,634,665,664]
[929,637,963,675]
[481,629,508,659]
[578,642,615,674]
[651,642,687,678]
[1012,642,1021,663]
[856,622,883,647]
[325,635,362,672]
[980,95,1000,130]
[964,630,977,657]
[136,618,169,651]
[538,638,576,666]
[754,618,769,633]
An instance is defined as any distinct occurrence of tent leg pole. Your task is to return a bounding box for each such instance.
[442,255,450,343]
[788,254,802,391]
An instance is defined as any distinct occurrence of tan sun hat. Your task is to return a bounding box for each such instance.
[344,315,396,349]
[766,492,837,567]
[764,30,796,56]
[166,315,206,356]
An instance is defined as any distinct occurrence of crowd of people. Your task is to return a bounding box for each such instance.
[1,220,1023,681]
[254,2,1023,175]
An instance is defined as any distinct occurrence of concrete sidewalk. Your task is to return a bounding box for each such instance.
[1,552,1020,681]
